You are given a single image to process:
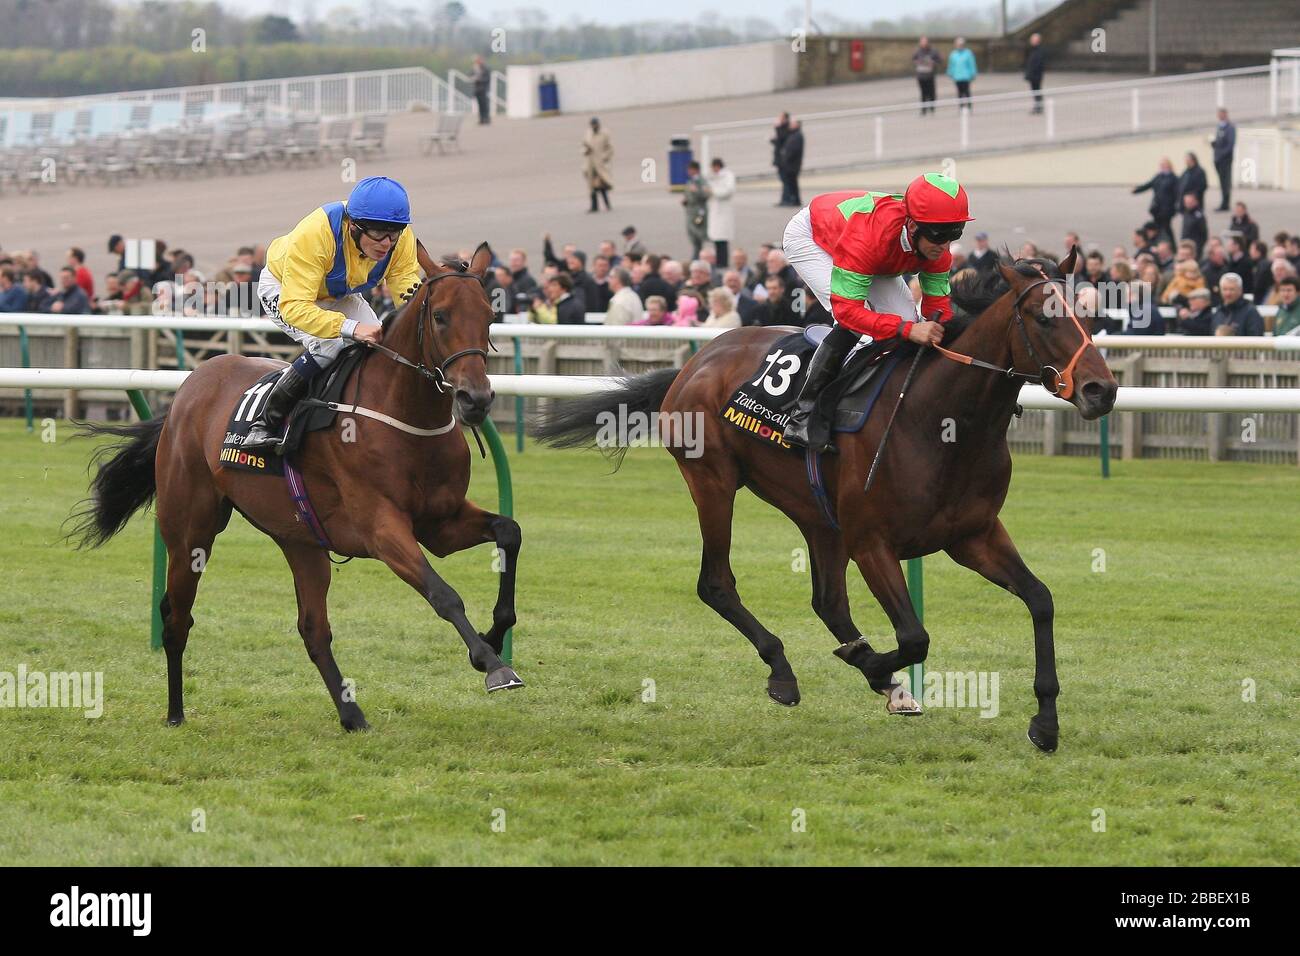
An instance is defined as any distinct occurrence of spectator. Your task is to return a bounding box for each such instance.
[771,112,793,206]
[508,248,539,302]
[472,55,491,125]
[765,248,800,292]
[1211,273,1263,335]
[1178,152,1207,209]
[682,160,709,260]
[684,259,713,303]
[22,271,53,313]
[563,250,599,314]
[701,287,741,328]
[621,225,646,258]
[780,119,804,208]
[1024,33,1046,114]
[604,268,644,325]
[755,274,801,327]
[1224,234,1251,283]
[1125,266,1165,334]
[1179,193,1207,256]
[722,270,760,325]
[731,248,755,288]
[1177,288,1215,334]
[1272,277,1300,335]
[1082,250,1107,289]
[95,272,124,314]
[1264,259,1298,306]
[968,231,998,275]
[913,36,942,115]
[705,157,736,267]
[583,116,613,213]
[1252,242,1282,301]
[486,266,515,319]
[632,295,669,326]
[1020,240,1041,260]
[598,239,620,269]
[667,295,699,327]
[1286,235,1300,271]
[1133,159,1178,241]
[547,274,585,325]
[1174,239,1198,263]
[23,251,54,289]
[1161,259,1208,310]
[1200,242,1228,301]
[639,258,680,311]
[47,266,91,315]
[947,36,977,110]
[590,255,613,311]
[67,247,94,299]
[1211,108,1235,211]
[1230,202,1259,246]
[0,267,26,311]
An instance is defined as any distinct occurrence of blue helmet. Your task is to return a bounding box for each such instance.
[346,176,411,226]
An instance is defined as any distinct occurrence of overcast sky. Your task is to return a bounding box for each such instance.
[226,0,1032,29]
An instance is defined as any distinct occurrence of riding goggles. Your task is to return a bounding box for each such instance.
[915,221,966,244]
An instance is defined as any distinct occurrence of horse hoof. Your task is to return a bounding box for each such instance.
[341,710,370,732]
[1027,717,1058,753]
[767,678,800,707]
[885,684,923,715]
[165,714,184,727]
[486,666,524,693]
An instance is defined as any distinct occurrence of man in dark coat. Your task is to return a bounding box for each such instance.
[779,120,804,208]
[472,56,491,125]
[1210,273,1262,335]
[1024,33,1046,114]
[770,112,792,205]
[1133,159,1179,242]
[1211,108,1236,211]
[1179,193,1208,257]
[1178,152,1207,209]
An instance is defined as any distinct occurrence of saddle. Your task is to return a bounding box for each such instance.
[720,326,909,453]
[219,345,369,475]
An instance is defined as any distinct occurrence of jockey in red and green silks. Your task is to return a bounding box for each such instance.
[781,172,975,451]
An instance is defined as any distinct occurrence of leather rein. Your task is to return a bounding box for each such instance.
[930,267,1093,400]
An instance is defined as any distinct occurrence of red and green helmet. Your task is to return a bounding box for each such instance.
[904,172,974,242]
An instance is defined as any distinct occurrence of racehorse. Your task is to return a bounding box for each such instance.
[537,250,1116,752]
[70,241,523,731]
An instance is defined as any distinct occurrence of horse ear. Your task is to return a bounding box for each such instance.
[468,242,492,279]
[415,239,441,277]
[1060,245,1079,276]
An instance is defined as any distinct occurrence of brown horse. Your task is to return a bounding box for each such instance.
[537,250,1116,752]
[71,241,523,731]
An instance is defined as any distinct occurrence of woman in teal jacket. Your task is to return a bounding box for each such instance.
[947,37,977,110]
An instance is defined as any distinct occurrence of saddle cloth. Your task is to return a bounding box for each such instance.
[720,326,908,452]
[219,345,368,475]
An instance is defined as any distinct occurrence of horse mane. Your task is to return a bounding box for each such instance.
[949,253,1063,318]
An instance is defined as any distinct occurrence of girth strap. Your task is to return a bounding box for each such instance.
[300,397,458,437]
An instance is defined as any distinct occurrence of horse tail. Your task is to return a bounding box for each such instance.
[532,367,680,469]
[65,417,166,549]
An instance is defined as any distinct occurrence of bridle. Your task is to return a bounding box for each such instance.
[367,269,491,393]
[932,266,1094,399]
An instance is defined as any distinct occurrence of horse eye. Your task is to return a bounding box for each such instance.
[1036,311,1052,327]
[433,310,448,327]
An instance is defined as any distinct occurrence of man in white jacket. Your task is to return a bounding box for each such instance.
[603,267,644,325]
[705,157,736,269]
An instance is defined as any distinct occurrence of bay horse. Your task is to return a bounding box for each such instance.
[537,250,1116,752]
[70,241,523,731]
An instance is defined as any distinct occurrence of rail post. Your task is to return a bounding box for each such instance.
[480,417,514,665]
[907,557,924,697]
[513,336,525,453]
[18,325,33,431]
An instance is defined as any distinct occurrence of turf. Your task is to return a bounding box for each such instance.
[0,417,1295,865]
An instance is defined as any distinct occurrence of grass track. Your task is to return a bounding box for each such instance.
[0,418,1295,865]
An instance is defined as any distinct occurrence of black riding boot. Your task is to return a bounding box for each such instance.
[783,324,860,452]
[242,365,311,452]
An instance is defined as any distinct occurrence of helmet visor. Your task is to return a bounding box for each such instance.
[916,221,966,244]
[353,218,406,242]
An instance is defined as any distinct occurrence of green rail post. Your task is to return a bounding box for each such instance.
[126,389,167,652]
[480,417,514,665]
[1099,414,1111,478]
[906,557,924,697]
[174,330,187,370]
[18,325,34,432]
[512,337,524,453]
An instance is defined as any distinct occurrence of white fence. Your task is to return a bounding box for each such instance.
[2,312,1295,351]
[2,68,470,146]
[697,61,1300,178]
[3,367,1298,414]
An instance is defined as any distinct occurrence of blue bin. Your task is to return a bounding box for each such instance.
[668,136,692,192]
[538,75,560,116]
